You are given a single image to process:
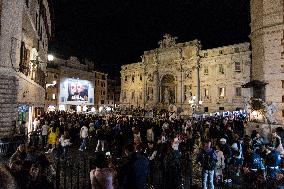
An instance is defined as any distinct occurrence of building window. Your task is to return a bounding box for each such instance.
[102,75,106,80]
[219,50,223,55]
[132,75,135,82]
[52,94,56,100]
[282,80,284,88]
[125,76,127,81]
[26,0,29,7]
[101,100,104,104]
[282,110,284,117]
[204,107,209,112]
[123,92,126,99]
[54,74,57,79]
[234,47,240,53]
[140,92,142,99]
[140,75,142,81]
[219,107,225,111]
[282,95,284,103]
[204,65,209,75]
[219,64,224,74]
[236,87,242,97]
[204,52,208,57]
[281,65,284,72]
[219,87,225,97]
[235,62,241,72]
[204,88,209,98]
[131,92,135,99]
[103,91,105,95]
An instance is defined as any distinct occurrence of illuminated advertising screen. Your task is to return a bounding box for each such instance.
[60,78,94,105]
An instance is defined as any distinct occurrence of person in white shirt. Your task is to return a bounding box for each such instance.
[41,121,49,148]
[33,118,40,131]
[79,125,88,151]
[215,145,225,183]
[59,132,72,159]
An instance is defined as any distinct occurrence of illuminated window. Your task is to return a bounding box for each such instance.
[236,87,242,96]
[219,64,224,74]
[204,65,209,75]
[219,87,225,97]
[204,88,209,98]
[52,94,56,100]
[235,62,241,72]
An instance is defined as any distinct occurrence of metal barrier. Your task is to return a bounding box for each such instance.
[53,153,284,189]
[0,140,22,157]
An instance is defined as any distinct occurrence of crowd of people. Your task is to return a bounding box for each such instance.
[6,110,284,188]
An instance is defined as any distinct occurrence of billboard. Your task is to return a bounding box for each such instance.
[60,78,94,105]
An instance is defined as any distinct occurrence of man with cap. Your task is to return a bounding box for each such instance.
[231,137,244,176]
[219,138,232,165]
[265,143,282,180]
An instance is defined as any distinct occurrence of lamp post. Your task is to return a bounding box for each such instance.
[188,95,203,116]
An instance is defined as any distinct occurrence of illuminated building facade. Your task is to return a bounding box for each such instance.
[0,0,52,138]
[120,34,251,113]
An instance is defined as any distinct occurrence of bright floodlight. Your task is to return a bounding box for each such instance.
[48,54,54,61]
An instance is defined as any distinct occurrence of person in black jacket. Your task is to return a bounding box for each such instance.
[121,144,149,189]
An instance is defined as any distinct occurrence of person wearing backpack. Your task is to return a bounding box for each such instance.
[197,139,218,189]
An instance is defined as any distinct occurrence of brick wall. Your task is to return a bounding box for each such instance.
[0,75,18,138]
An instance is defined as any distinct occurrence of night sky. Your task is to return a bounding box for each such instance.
[49,0,250,78]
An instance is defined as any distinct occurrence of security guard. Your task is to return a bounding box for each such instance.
[265,143,282,180]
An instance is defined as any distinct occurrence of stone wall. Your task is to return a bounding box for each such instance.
[250,0,284,125]
[0,74,18,138]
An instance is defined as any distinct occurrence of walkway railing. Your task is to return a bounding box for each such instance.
[0,139,23,157]
[53,153,283,189]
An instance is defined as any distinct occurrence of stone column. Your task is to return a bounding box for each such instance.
[177,74,182,104]
[153,71,160,104]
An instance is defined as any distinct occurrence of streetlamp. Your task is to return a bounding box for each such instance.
[188,96,203,116]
